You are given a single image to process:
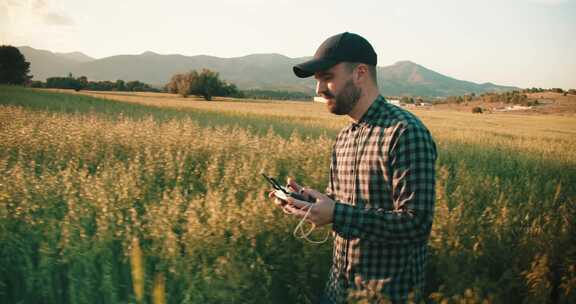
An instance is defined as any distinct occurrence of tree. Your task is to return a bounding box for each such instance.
[165,69,241,100]
[46,74,81,90]
[190,69,220,101]
[78,76,88,90]
[0,45,32,85]
[115,79,125,91]
[164,75,179,94]
[550,88,564,93]
[400,96,414,104]
[165,72,194,97]
[178,71,196,97]
[30,80,44,88]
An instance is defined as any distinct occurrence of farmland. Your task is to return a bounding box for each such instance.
[1,86,575,303]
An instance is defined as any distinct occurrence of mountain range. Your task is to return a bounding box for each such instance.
[18,46,518,97]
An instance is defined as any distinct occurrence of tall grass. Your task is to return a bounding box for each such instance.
[0,86,575,303]
[0,86,339,139]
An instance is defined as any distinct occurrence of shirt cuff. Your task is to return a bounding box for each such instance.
[332,201,358,238]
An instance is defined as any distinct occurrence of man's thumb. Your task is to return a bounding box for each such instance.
[287,178,302,192]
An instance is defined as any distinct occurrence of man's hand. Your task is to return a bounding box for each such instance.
[284,187,335,227]
[267,178,335,225]
[268,177,302,212]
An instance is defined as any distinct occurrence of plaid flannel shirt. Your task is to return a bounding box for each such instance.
[324,95,437,303]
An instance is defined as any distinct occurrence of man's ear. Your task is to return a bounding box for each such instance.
[354,64,369,84]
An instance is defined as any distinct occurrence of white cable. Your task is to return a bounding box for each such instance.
[292,204,330,244]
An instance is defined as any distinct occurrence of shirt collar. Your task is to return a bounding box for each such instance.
[349,95,386,130]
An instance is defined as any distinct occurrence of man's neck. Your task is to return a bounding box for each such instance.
[348,87,380,122]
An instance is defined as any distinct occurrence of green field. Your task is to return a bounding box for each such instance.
[1,85,575,303]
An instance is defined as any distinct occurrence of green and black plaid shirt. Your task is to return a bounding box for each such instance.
[325,95,437,303]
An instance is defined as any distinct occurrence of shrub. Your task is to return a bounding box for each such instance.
[472,106,483,113]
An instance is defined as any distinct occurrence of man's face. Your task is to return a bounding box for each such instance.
[314,63,361,115]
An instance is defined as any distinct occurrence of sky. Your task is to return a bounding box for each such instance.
[1,0,575,89]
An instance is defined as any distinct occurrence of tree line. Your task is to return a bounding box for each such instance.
[522,87,576,95]
[30,74,159,92]
[439,91,532,106]
[241,89,312,101]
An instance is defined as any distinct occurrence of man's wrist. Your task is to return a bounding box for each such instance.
[332,201,357,237]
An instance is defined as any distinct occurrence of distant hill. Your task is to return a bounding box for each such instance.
[378,61,517,96]
[18,46,86,80]
[55,51,94,63]
[18,46,518,97]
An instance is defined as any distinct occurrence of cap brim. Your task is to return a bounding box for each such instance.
[293,58,339,78]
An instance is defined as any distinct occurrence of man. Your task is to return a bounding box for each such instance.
[272,32,437,303]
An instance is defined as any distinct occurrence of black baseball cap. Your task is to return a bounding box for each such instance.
[293,32,377,78]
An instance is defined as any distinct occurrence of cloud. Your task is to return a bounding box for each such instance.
[43,12,74,26]
[2,0,75,27]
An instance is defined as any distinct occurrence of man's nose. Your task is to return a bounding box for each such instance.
[315,81,325,96]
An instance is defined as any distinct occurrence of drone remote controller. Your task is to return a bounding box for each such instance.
[262,173,315,203]
[272,189,310,202]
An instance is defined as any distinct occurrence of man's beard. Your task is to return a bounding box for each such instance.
[324,79,362,115]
